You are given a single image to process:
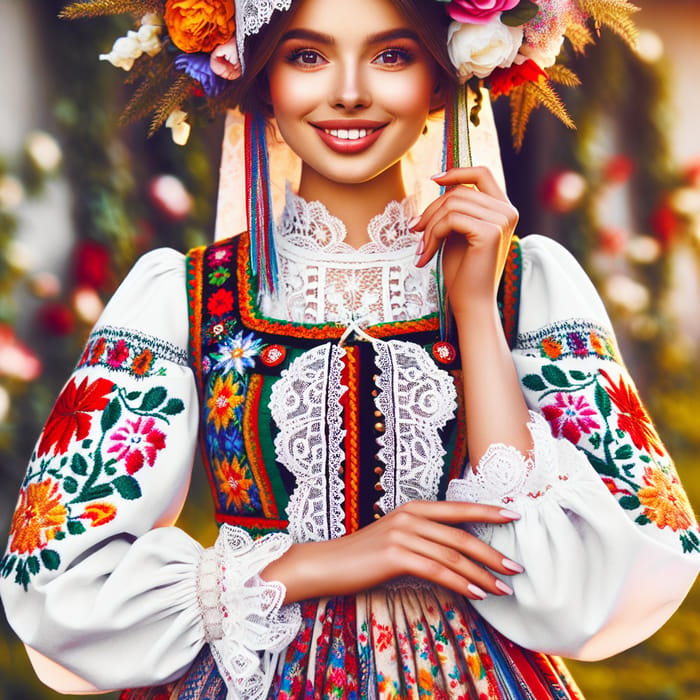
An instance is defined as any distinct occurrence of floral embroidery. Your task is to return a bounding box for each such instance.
[208,265,231,286]
[637,467,695,532]
[207,288,234,317]
[206,373,244,432]
[1,377,185,588]
[78,326,187,378]
[211,331,263,375]
[213,456,253,510]
[522,358,699,553]
[517,319,619,362]
[107,416,167,475]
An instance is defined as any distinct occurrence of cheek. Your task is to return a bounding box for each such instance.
[269,69,321,121]
[378,70,435,120]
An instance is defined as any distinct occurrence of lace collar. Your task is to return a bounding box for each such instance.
[276,185,420,257]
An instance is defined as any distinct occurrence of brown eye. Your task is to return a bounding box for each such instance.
[287,49,326,67]
[373,48,413,66]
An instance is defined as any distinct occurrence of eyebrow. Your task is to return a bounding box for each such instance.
[279,27,420,46]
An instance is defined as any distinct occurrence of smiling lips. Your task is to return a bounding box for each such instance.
[312,120,387,154]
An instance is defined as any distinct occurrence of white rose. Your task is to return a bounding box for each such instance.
[136,23,163,57]
[99,32,143,71]
[519,35,565,68]
[447,19,523,81]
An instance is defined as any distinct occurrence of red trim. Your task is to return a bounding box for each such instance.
[214,513,289,530]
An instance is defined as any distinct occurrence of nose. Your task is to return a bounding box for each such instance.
[331,62,370,110]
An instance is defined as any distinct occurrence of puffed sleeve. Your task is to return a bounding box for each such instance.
[446,234,700,661]
[0,249,300,698]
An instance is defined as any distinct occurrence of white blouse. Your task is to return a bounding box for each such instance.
[1,194,698,698]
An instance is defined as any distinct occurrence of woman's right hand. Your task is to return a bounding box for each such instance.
[261,500,523,604]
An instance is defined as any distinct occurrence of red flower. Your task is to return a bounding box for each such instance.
[542,393,600,444]
[37,302,76,336]
[489,59,546,98]
[74,240,111,289]
[107,416,167,474]
[107,339,130,368]
[207,288,234,317]
[81,502,117,527]
[600,369,664,456]
[38,376,115,457]
[89,337,107,365]
[131,348,154,376]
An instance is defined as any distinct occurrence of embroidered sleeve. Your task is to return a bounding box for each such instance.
[445,235,700,662]
[0,250,209,691]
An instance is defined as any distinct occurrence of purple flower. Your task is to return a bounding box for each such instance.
[174,53,227,97]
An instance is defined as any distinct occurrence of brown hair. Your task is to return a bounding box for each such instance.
[230,0,456,116]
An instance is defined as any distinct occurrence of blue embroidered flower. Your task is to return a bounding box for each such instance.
[174,53,228,97]
[213,331,263,376]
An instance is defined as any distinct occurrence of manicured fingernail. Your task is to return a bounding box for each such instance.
[502,558,524,574]
[431,171,447,180]
[416,237,425,256]
[407,216,421,229]
[499,509,521,520]
[495,580,514,595]
[468,584,487,600]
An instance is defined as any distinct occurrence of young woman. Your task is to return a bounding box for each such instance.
[1,0,698,698]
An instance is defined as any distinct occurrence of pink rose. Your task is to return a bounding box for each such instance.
[447,0,521,24]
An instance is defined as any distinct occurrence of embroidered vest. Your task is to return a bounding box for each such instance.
[186,233,521,537]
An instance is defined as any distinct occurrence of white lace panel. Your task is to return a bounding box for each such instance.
[234,0,293,71]
[270,343,347,543]
[266,188,439,326]
[207,525,301,700]
[375,340,458,513]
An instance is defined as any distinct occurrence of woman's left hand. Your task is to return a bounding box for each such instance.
[413,166,519,317]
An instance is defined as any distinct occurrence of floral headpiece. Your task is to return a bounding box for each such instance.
[63,0,638,148]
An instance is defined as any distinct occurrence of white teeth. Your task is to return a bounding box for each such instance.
[324,128,370,140]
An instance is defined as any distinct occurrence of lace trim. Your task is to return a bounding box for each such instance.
[209,525,301,700]
[234,0,293,71]
[445,412,563,507]
[196,547,223,642]
[375,340,458,514]
[270,343,347,542]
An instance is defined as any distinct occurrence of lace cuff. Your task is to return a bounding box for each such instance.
[202,525,302,700]
[446,411,563,507]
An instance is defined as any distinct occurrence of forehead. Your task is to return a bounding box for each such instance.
[285,0,410,36]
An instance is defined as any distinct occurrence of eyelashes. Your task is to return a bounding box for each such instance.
[283,46,416,68]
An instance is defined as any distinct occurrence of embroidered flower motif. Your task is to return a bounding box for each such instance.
[107,416,167,474]
[208,246,233,265]
[107,339,130,368]
[81,502,118,527]
[207,288,234,317]
[589,330,606,357]
[208,265,232,286]
[540,335,563,359]
[213,331,263,376]
[637,467,695,531]
[89,336,107,365]
[131,348,154,376]
[206,373,244,431]
[38,376,115,457]
[164,0,235,54]
[9,479,67,554]
[542,392,600,443]
[212,456,253,510]
[600,369,664,456]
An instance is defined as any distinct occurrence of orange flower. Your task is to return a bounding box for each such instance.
[637,467,696,531]
[164,0,235,54]
[213,456,252,510]
[541,336,562,359]
[10,479,67,554]
[589,331,605,357]
[600,369,664,456]
[131,348,154,376]
[206,373,244,431]
[81,502,117,527]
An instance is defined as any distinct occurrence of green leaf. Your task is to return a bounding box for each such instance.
[54,531,66,540]
[569,370,587,381]
[71,453,89,476]
[589,433,602,449]
[1,555,16,577]
[614,445,634,460]
[619,495,641,510]
[635,514,651,526]
[81,439,93,449]
[62,476,78,494]
[40,549,61,571]
[126,391,141,400]
[522,374,546,392]
[501,0,538,26]
[113,475,142,500]
[139,387,167,411]
[77,484,114,502]
[105,465,117,476]
[587,452,618,477]
[27,556,40,575]
[161,398,185,416]
[542,365,570,388]
[595,383,612,418]
[67,520,86,535]
[101,397,122,432]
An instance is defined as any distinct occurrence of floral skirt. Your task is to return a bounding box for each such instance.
[120,583,584,700]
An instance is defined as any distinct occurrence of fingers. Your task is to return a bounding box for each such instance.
[431,165,508,201]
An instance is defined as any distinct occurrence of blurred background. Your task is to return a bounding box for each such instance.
[0,0,699,697]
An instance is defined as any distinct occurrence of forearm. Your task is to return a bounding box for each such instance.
[454,299,531,465]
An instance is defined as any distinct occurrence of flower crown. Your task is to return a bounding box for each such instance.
[63,0,639,148]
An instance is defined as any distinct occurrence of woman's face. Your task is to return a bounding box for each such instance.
[266,0,440,188]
